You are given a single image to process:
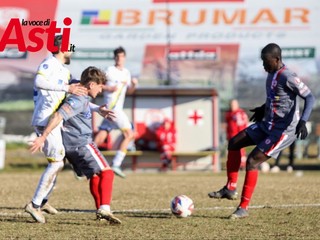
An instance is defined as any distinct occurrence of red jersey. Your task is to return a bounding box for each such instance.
[155,125,176,152]
[225,109,248,140]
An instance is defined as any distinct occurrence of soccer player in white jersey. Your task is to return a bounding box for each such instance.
[25,35,88,223]
[94,47,138,178]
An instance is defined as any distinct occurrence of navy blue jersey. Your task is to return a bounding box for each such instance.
[260,65,311,135]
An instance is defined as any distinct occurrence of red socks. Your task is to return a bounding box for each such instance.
[240,170,258,210]
[89,175,100,209]
[99,170,114,206]
[226,150,241,190]
[89,170,114,209]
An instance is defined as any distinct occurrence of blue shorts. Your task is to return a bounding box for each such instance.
[65,143,110,178]
[246,123,296,159]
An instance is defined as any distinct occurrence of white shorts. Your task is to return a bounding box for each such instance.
[34,122,65,162]
[99,110,132,132]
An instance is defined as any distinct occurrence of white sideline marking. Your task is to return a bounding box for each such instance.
[114,203,320,213]
[1,203,320,217]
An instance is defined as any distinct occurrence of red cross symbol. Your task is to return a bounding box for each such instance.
[188,110,203,125]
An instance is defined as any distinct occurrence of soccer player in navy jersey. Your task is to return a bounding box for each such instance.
[208,43,315,219]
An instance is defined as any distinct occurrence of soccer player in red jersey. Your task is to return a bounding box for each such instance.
[155,119,176,171]
[208,43,315,219]
[225,99,248,169]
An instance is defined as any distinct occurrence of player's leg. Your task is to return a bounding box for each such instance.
[240,148,246,170]
[72,143,121,224]
[111,111,134,178]
[209,129,255,200]
[287,141,296,172]
[94,129,108,148]
[229,147,269,219]
[90,175,101,209]
[230,132,295,219]
[40,175,59,215]
[25,125,64,223]
[270,150,282,173]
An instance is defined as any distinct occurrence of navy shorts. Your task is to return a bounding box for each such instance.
[65,143,110,178]
[246,123,296,159]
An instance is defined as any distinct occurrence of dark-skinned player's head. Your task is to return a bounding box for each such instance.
[261,43,283,73]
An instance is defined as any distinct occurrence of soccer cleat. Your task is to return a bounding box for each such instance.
[41,203,58,215]
[229,207,249,219]
[112,166,126,178]
[208,186,238,200]
[25,202,46,223]
[97,209,122,225]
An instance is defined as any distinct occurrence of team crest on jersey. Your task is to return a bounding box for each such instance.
[67,98,77,107]
[83,110,92,119]
[58,79,63,85]
[265,138,271,145]
[43,64,48,69]
[271,79,277,89]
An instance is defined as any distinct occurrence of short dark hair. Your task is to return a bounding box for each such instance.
[51,35,63,54]
[113,46,126,58]
[80,66,106,86]
[261,43,282,60]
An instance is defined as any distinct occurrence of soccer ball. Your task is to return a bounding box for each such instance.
[170,195,194,218]
[259,161,270,173]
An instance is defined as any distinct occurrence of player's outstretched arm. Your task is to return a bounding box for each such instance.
[29,112,63,154]
[89,103,116,120]
[35,74,87,96]
[295,93,315,140]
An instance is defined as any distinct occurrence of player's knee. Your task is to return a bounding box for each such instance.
[50,161,64,172]
[124,129,135,140]
[227,138,238,150]
[246,157,259,170]
[246,151,267,170]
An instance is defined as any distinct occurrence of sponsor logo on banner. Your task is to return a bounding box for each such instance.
[72,48,114,60]
[79,7,310,27]
[168,48,219,61]
[81,10,111,25]
[282,47,315,59]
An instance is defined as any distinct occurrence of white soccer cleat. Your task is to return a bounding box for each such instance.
[112,166,126,178]
[41,203,58,215]
[97,209,122,225]
[25,202,46,223]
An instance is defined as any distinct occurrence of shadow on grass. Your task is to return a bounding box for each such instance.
[120,211,172,219]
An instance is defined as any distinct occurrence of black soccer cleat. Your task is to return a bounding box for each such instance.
[208,186,238,200]
[229,207,249,219]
